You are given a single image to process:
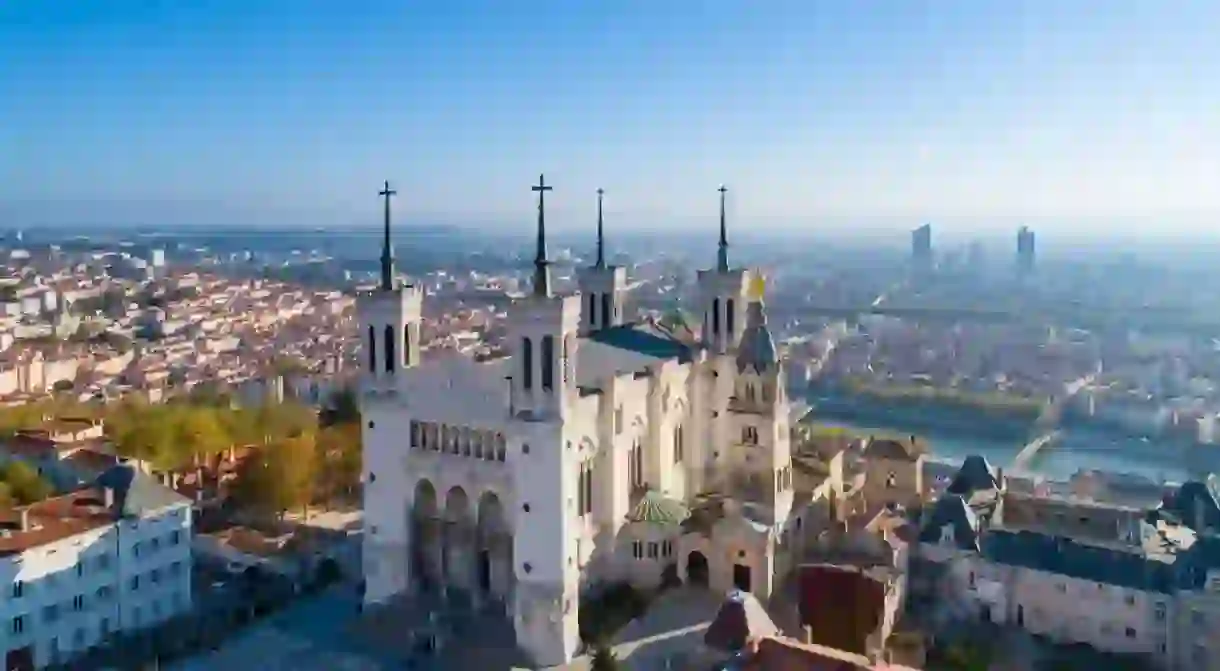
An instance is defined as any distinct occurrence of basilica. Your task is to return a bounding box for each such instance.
[358,177,818,667]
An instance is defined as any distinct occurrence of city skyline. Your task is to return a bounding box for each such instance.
[3,1,1219,234]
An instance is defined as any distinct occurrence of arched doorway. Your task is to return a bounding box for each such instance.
[733,563,752,592]
[477,492,510,602]
[443,486,472,596]
[411,480,439,592]
[686,551,709,587]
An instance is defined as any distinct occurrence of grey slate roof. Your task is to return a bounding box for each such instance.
[588,321,697,362]
[735,300,778,373]
[982,529,1179,593]
[1159,480,1220,532]
[946,455,1000,497]
[918,494,980,550]
[95,461,190,519]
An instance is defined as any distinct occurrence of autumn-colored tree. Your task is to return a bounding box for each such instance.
[232,435,318,520]
[0,461,53,505]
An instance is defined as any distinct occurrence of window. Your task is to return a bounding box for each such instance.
[96,554,110,570]
[602,293,612,328]
[1125,627,1137,639]
[11,615,25,635]
[541,335,555,391]
[886,472,897,489]
[96,585,113,600]
[1055,583,1066,593]
[742,426,758,445]
[629,440,644,489]
[632,541,643,559]
[151,569,160,584]
[968,572,976,588]
[384,324,396,374]
[130,576,140,592]
[673,425,684,463]
[133,541,141,558]
[648,542,659,559]
[521,337,533,390]
[744,384,755,401]
[43,605,59,623]
[712,298,721,335]
[588,293,598,328]
[150,537,160,552]
[1124,594,1136,606]
[662,541,673,557]
[726,298,735,335]
[367,325,377,374]
[614,407,623,434]
[11,581,23,598]
[404,325,413,366]
[73,595,85,611]
[75,562,84,577]
[171,530,181,546]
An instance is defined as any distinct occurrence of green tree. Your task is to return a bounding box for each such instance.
[0,461,53,504]
[321,388,359,427]
[174,408,230,463]
[590,646,621,671]
[232,436,318,519]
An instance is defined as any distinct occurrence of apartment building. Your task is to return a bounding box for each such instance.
[0,462,192,670]
[916,455,1220,670]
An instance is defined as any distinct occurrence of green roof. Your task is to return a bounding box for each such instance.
[625,490,690,526]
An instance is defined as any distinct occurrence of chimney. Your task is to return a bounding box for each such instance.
[103,487,114,509]
[802,625,814,645]
[19,509,30,532]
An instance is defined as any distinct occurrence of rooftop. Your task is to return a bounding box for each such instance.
[0,487,115,557]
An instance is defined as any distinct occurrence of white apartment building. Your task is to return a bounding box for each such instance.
[0,463,192,670]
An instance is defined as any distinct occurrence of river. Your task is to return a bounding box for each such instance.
[803,392,1218,484]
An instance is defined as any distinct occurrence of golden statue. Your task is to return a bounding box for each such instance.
[748,272,766,301]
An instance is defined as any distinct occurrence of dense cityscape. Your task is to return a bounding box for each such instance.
[6,3,1220,671]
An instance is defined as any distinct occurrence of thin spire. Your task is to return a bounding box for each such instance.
[531,174,554,298]
[378,180,397,290]
[595,188,606,269]
[717,184,729,273]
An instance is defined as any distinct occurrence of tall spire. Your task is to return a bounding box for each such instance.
[595,188,606,269]
[378,180,397,290]
[531,174,554,298]
[717,184,729,273]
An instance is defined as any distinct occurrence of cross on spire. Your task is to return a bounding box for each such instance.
[379,180,397,290]
[717,184,730,273]
[531,174,553,298]
[595,188,606,269]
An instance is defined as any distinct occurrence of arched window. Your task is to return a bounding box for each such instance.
[403,324,412,367]
[384,325,396,374]
[726,298,735,335]
[495,434,507,462]
[367,325,377,374]
[588,293,598,328]
[541,335,555,391]
[712,298,721,336]
[521,337,533,390]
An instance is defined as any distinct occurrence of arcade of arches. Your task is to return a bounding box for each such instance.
[410,479,514,603]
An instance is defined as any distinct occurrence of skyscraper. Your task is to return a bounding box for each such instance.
[911,223,933,274]
[1016,226,1036,276]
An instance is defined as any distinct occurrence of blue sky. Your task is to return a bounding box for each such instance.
[2,1,1218,234]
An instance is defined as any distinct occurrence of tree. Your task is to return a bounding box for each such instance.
[316,423,361,503]
[0,461,53,504]
[174,409,230,463]
[590,646,621,671]
[231,436,318,519]
[321,388,359,427]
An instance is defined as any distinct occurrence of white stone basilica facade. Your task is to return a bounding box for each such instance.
[360,178,804,667]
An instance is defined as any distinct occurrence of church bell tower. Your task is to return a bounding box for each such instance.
[577,188,628,335]
[357,180,423,395]
[696,185,750,354]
